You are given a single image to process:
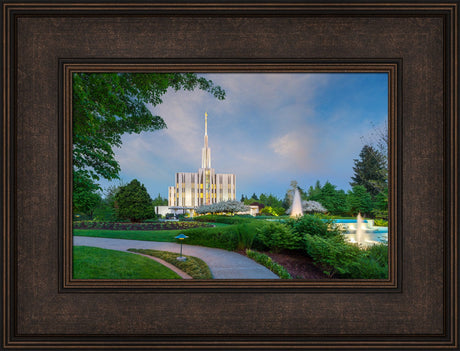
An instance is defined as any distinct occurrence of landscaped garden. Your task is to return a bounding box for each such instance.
[73,213,388,280]
[71,72,389,280]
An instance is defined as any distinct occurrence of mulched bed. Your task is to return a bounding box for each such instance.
[73,221,212,231]
[240,249,330,280]
[263,251,331,279]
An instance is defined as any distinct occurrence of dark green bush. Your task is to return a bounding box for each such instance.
[234,223,258,250]
[184,222,259,251]
[194,215,255,225]
[303,234,388,279]
[365,243,388,265]
[302,234,361,277]
[255,222,302,252]
[343,254,388,279]
[288,215,341,238]
[374,219,388,227]
[341,243,388,279]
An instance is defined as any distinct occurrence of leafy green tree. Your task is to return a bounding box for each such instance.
[306,180,322,199]
[114,179,155,222]
[266,194,283,208]
[73,73,225,183]
[309,181,348,216]
[346,185,373,216]
[259,193,268,205]
[350,145,387,198]
[152,193,168,206]
[73,170,102,219]
[242,192,283,208]
[260,206,286,216]
[91,183,124,221]
[372,188,389,220]
[282,192,291,210]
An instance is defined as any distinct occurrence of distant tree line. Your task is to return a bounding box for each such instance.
[239,142,388,219]
[74,179,168,222]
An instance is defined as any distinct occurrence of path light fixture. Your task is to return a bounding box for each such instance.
[175,234,189,261]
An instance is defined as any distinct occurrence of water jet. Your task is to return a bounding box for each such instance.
[290,188,304,218]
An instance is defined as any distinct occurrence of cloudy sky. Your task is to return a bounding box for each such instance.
[99,73,388,200]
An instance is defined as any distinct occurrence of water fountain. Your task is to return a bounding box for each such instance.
[356,212,364,244]
[342,213,389,246]
[290,188,304,218]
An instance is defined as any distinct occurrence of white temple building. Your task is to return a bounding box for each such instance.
[168,113,236,208]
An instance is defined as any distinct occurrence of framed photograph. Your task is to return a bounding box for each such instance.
[2,1,458,350]
[69,69,392,283]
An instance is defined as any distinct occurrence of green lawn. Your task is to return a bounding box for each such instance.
[129,249,213,279]
[73,229,179,242]
[73,246,182,279]
[73,222,230,242]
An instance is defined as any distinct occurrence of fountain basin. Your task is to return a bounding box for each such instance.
[325,218,388,246]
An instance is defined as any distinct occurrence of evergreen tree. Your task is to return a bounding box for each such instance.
[259,193,268,205]
[346,185,373,216]
[309,181,347,215]
[306,180,322,199]
[372,188,389,219]
[152,193,168,206]
[114,179,155,222]
[266,194,282,208]
[350,145,387,198]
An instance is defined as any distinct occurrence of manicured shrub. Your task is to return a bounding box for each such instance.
[343,254,388,279]
[194,215,255,225]
[302,234,361,277]
[303,234,388,279]
[340,243,388,279]
[255,222,302,252]
[366,243,388,264]
[246,249,292,279]
[234,223,258,250]
[374,219,388,227]
[288,215,341,238]
[72,220,211,231]
[184,222,259,251]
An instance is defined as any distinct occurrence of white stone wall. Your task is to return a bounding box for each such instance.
[155,206,173,217]
[216,173,236,202]
[171,169,235,207]
[168,186,175,207]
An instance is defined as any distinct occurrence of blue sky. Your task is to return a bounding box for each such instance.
[99,73,388,200]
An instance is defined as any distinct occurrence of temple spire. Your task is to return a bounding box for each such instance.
[205,112,208,135]
[204,112,208,148]
[201,112,211,168]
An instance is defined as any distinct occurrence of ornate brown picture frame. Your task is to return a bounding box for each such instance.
[2,1,458,349]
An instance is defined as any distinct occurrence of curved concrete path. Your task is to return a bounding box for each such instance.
[73,236,279,279]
